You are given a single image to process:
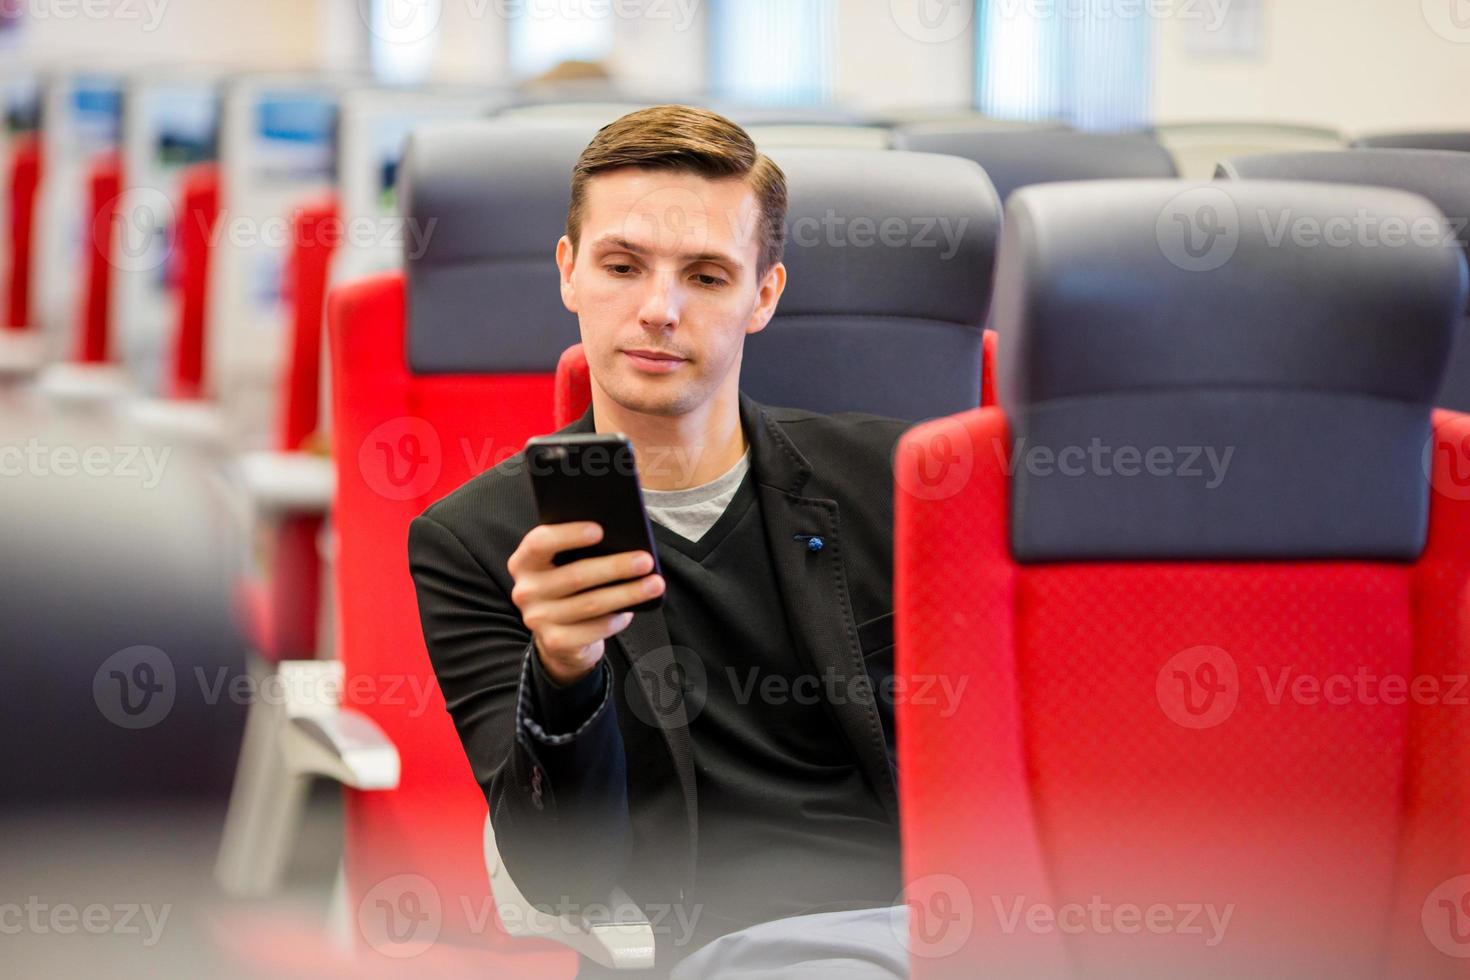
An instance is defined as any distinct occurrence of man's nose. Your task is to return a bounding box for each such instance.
[637,271,681,330]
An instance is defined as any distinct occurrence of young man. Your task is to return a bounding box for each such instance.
[409,105,908,977]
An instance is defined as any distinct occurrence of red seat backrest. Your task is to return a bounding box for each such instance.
[76,151,121,364]
[980,328,997,408]
[328,271,572,971]
[553,342,592,429]
[239,197,343,664]
[277,195,338,452]
[894,176,1470,978]
[895,407,1470,979]
[5,133,42,332]
[169,162,221,400]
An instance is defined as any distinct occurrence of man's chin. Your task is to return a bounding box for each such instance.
[605,376,705,418]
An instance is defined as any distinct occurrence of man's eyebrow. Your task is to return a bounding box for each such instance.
[588,235,745,271]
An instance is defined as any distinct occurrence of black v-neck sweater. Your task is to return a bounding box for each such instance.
[532,471,900,946]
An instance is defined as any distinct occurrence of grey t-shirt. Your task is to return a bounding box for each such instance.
[642,449,751,543]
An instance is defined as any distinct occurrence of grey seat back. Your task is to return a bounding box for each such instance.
[892,125,1177,203]
[399,120,600,374]
[747,147,1000,418]
[1219,149,1470,411]
[994,180,1467,561]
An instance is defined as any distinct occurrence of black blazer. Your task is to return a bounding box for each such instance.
[408,393,907,925]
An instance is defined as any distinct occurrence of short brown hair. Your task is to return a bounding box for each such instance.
[566,105,787,277]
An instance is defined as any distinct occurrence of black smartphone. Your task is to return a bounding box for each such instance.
[524,432,663,614]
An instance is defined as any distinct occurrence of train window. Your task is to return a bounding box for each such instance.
[976,0,1151,130]
[709,0,835,106]
[509,2,615,79]
[368,0,443,85]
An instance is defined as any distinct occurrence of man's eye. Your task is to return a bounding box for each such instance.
[693,273,726,287]
[606,264,636,276]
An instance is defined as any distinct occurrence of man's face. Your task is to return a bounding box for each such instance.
[556,167,786,417]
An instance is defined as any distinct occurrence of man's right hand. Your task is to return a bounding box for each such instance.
[507,522,665,686]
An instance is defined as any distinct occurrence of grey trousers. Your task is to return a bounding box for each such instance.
[667,906,910,979]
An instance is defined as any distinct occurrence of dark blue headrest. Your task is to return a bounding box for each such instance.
[399,120,599,373]
[1217,150,1470,278]
[744,148,1000,419]
[1353,131,1470,153]
[890,126,1177,203]
[994,179,1468,562]
[1218,150,1470,411]
[401,120,1001,418]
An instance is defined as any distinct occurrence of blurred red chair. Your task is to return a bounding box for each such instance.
[78,150,121,365]
[896,180,1470,979]
[327,269,569,972]
[312,121,594,970]
[123,161,229,444]
[215,196,349,897]
[34,151,133,402]
[170,162,221,401]
[1,132,43,376]
[236,195,341,665]
[552,342,592,428]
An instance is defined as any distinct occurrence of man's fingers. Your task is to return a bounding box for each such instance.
[533,575,664,631]
[536,550,655,602]
[540,613,635,655]
[508,521,603,574]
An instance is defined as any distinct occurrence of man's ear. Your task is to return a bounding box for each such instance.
[746,261,787,336]
[556,235,578,314]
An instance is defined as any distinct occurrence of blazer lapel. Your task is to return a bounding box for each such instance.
[570,402,701,873]
[744,397,901,823]
[613,609,699,874]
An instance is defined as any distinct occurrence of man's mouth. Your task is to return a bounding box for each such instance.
[622,349,688,374]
